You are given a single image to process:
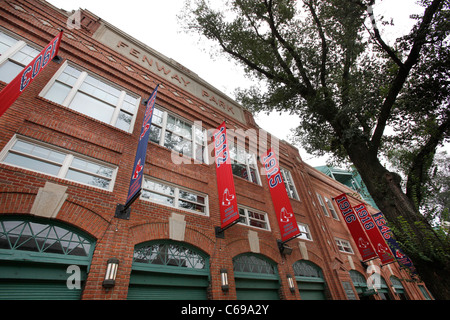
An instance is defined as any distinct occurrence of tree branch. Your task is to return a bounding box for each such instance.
[367,5,405,68]
[264,0,315,95]
[370,0,443,154]
[305,0,329,96]
[406,111,450,208]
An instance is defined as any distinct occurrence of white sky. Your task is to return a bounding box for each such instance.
[46,0,425,166]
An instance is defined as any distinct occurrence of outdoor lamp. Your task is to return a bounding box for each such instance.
[102,258,119,288]
[220,269,229,292]
[287,274,295,293]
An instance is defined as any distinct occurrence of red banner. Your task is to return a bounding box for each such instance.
[334,193,378,261]
[0,31,63,117]
[353,203,395,265]
[214,121,239,229]
[262,148,300,242]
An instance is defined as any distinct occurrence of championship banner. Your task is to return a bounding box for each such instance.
[125,85,159,207]
[372,212,418,276]
[262,149,300,242]
[214,121,240,229]
[334,194,378,261]
[0,31,63,117]
[354,203,395,265]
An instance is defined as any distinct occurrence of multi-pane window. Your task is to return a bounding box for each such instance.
[148,107,207,163]
[0,136,117,191]
[0,30,40,83]
[297,223,312,241]
[229,145,260,184]
[238,206,269,231]
[316,193,330,217]
[325,197,339,220]
[141,177,208,216]
[335,238,354,254]
[40,62,140,132]
[280,167,299,200]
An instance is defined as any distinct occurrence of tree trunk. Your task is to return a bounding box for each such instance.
[348,145,450,300]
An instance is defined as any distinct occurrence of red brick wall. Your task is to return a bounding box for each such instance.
[0,0,430,300]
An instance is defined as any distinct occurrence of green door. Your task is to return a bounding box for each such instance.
[127,240,210,300]
[293,260,327,300]
[233,253,280,300]
[234,276,280,300]
[297,279,327,300]
[0,217,95,300]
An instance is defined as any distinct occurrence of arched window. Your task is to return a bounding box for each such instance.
[390,276,408,300]
[133,240,207,269]
[0,216,96,300]
[0,216,95,263]
[233,253,277,275]
[233,253,280,300]
[128,240,210,300]
[293,260,327,300]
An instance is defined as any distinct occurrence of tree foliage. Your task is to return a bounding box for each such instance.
[180,0,450,299]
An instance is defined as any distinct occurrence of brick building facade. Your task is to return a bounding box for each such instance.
[0,0,433,300]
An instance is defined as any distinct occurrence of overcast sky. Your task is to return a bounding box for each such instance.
[46,0,425,166]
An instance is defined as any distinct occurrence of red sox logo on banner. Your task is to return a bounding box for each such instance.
[334,193,378,261]
[262,149,300,242]
[214,122,239,229]
[125,85,159,207]
[354,203,395,265]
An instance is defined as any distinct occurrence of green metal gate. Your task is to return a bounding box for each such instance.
[293,260,327,300]
[127,240,210,300]
[0,216,95,300]
[233,253,280,300]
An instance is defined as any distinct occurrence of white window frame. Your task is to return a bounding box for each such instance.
[335,238,354,254]
[140,176,209,216]
[39,61,140,133]
[280,167,299,200]
[229,145,261,185]
[148,106,208,164]
[238,205,270,231]
[297,223,313,241]
[324,196,339,220]
[0,135,118,191]
[316,193,330,217]
[0,29,40,83]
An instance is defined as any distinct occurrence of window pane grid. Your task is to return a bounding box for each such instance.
[142,178,208,215]
[1,138,116,191]
[149,107,207,163]
[43,64,139,132]
[335,238,354,253]
[229,145,260,184]
[238,207,269,230]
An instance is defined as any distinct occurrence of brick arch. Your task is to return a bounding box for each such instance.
[0,191,36,215]
[226,235,282,265]
[0,190,110,241]
[55,200,111,240]
[129,221,216,256]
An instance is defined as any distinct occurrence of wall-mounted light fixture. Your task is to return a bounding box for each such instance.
[102,258,119,288]
[287,274,295,293]
[220,269,229,292]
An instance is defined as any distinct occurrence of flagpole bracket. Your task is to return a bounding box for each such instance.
[277,235,300,256]
[215,218,241,238]
[115,204,131,220]
[215,226,225,239]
